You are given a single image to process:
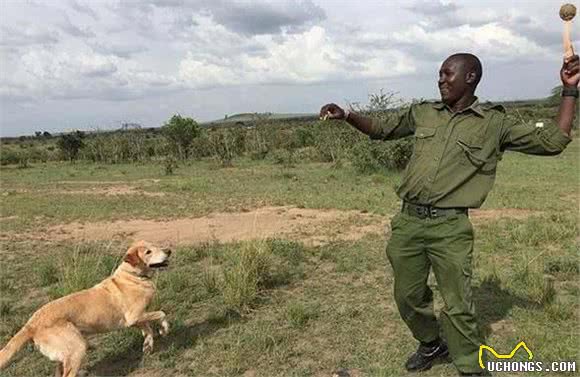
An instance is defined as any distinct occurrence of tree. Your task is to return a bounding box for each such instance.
[162,114,200,159]
[57,130,85,161]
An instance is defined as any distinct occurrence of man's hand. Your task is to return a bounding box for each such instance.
[561,54,580,87]
[319,103,346,120]
[557,54,579,138]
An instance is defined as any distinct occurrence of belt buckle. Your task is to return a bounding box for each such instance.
[429,208,438,218]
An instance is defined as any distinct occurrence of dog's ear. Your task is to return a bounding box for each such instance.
[124,246,144,267]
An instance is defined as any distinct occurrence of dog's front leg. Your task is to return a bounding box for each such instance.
[136,322,155,353]
[128,311,169,337]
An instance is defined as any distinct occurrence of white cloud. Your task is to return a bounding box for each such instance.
[0,24,60,46]
[0,0,571,136]
[178,23,415,89]
[392,23,549,61]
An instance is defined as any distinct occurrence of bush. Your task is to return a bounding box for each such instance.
[312,121,358,165]
[208,128,246,167]
[162,115,201,160]
[190,131,214,159]
[0,149,22,166]
[270,149,296,167]
[352,138,413,173]
[163,156,178,175]
[348,90,414,173]
[57,130,86,161]
[82,130,161,163]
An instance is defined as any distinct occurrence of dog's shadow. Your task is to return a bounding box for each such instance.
[473,274,538,339]
[89,314,236,376]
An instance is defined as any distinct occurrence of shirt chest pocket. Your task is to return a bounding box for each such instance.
[456,138,500,174]
[414,127,437,155]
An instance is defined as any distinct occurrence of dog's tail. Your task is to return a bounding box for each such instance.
[0,326,33,369]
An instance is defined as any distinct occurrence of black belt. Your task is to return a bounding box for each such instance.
[402,202,468,219]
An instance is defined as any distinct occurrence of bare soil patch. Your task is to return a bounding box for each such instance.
[36,206,387,246]
[56,185,165,197]
[0,207,542,246]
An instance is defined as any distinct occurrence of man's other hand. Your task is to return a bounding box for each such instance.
[561,54,580,87]
[319,103,346,120]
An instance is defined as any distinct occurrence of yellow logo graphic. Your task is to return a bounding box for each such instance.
[479,341,534,369]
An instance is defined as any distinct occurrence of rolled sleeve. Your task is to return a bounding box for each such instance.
[500,117,572,155]
[539,123,573,152]
[368,105,416,141]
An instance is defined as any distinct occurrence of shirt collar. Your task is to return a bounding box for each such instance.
[433,97,484,117]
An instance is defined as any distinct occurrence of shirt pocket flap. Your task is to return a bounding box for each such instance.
[415,128,436,139]
[456,139,497,171]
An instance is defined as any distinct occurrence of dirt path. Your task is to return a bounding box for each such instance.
[39,206,387,246]
[0,207,542,246]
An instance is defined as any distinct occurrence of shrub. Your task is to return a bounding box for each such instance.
[312,121,357,165]
[57,130,86,161]
[0,149,20,166]
[164,156,178,175]
[208,128,246,167]
[162,115,201,160]
[270,149,296,167]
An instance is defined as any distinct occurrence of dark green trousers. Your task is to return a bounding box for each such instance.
[386,211,482,373]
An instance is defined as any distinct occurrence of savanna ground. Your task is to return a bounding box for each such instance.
[0,139,578,377]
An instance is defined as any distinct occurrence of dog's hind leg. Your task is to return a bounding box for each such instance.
[54,362,63,377]
[35,324,86,377]
[61,328,86,377]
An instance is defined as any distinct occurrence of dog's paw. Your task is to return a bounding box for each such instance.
[159,319,169,336]
[142,335,154,354]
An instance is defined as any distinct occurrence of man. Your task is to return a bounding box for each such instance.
[319,53,579,376]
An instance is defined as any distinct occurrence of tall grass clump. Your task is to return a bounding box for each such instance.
[221,240,272,314]
[48,242,119,298]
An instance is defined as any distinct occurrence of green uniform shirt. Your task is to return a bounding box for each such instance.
[369,99,572,208]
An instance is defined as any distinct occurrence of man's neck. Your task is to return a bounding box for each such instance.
[449,94,477,113]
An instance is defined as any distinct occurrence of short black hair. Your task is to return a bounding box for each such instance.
[447,53,483,87]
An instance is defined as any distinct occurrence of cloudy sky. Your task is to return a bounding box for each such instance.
[0,0,574,136]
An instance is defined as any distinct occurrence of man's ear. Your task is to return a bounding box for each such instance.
[466,71,476,85]
[124,246,144,267]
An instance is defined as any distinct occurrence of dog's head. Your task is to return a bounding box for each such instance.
[122,240,172,275]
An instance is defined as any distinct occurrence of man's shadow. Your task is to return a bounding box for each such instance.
[473,274,538,339]
[89,312,239,376]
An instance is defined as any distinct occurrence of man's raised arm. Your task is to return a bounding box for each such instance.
[557,54,580,137]
[319,103,415,140]
[500,55,579,155]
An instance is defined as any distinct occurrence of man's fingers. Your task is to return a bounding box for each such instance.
[319,103,343,121]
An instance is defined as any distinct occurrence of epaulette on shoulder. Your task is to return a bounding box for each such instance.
[482,103,506,113]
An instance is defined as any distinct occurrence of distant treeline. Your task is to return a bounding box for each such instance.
[0,93,568,174]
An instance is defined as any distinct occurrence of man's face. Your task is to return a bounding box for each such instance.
[438,58,470,106]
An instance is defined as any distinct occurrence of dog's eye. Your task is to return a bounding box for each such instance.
[146,250,152,255]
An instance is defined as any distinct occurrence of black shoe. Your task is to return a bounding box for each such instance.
[405,340,449,372]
